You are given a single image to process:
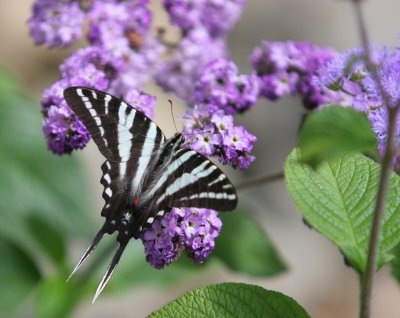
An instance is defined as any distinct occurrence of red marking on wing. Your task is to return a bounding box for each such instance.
[134,197,140,206]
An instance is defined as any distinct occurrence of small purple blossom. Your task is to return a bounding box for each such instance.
[108,36,165,95]
[60,46,123,90]
[41,79,69,113]
[41,79,91,154]
[88,0,152,40]
[43,101,90,155]
[163,0,246,36]
[182,104,256,169]
[87,1,164,92]
[141,208,222,269]
[194,58,259,114]
[257,71,298,100]
[156,28,227,102]
[124,90,157,119]
[29,0,85,48]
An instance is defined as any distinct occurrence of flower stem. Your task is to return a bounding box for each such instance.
[236,171,284,190]
[352,1,398,318]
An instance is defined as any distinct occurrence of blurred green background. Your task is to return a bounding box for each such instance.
[1,1,400,317]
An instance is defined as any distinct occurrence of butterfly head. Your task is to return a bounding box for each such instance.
[171,132,185,147]
[162,133,185,156]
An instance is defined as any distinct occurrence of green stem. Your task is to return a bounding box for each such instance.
[352,1,399,318]
[236,171,284,191]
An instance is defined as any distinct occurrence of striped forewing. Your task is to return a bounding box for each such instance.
[64,87,167,207]
[63,87,166,164]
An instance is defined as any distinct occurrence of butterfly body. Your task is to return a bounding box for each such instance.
[63,87,237,301]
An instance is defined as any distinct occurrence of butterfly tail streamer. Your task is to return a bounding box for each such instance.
[67,225,107,282]
[92,241,128,303]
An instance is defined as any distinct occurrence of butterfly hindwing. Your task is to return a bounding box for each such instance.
[139,149,237,214]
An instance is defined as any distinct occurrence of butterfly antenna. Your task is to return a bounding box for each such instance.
[92,241,128,303]
[168,99,178,133]
[67,225,106,282]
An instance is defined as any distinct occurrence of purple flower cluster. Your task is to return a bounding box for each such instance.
[28,0,85,48]
[30,1,252,162]
[60,46,122,90]
[141,208,222,269]
[251,41,347,109]
[87,0,164,94]
[156,28,227,102]
[33,0,162,154]
[124,90,157,119]
[315,45,400,155]
[163,0,246,36]
[41,46,157,154]
[178,58,258,168]
[194,58,259,114]
[41,81,90,154]
[182,104,256,169]
[157,0,247,102]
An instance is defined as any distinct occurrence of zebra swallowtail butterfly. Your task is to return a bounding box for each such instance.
[63,87,237,302]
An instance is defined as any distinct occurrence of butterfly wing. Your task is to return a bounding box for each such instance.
[64,87,166,282]
[64,86,169,215]
[135,148,237,234]
[161,149,237,211]
[63,87,166,164]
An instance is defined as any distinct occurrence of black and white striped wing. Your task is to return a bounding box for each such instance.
[140,149,237,213]
[64,87,167,281]
[63,87,166,164]
[64,86,167,209]
[99,160,125,219]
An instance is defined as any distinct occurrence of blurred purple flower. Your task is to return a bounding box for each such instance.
[108,36,165,96]
[156,28,227,102]
[124,90,157,119]
[194,58,259,114]
[29,0,85,48]
[87,0,164,92]
[163,0,246,36]
[88,0,152,39]
[251,40,346,109]
[60,46,123,90]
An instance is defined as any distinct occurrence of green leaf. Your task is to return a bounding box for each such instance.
[0,70,93,314]
[214,211,286,277]
[148,282,310,318]
[0,236,41,314]
[390,243,400,284]
[0,71,93,247]
[35,275,79,318]
[26,215,66,266]
[285,149,400,274]
[299,106,377,166]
